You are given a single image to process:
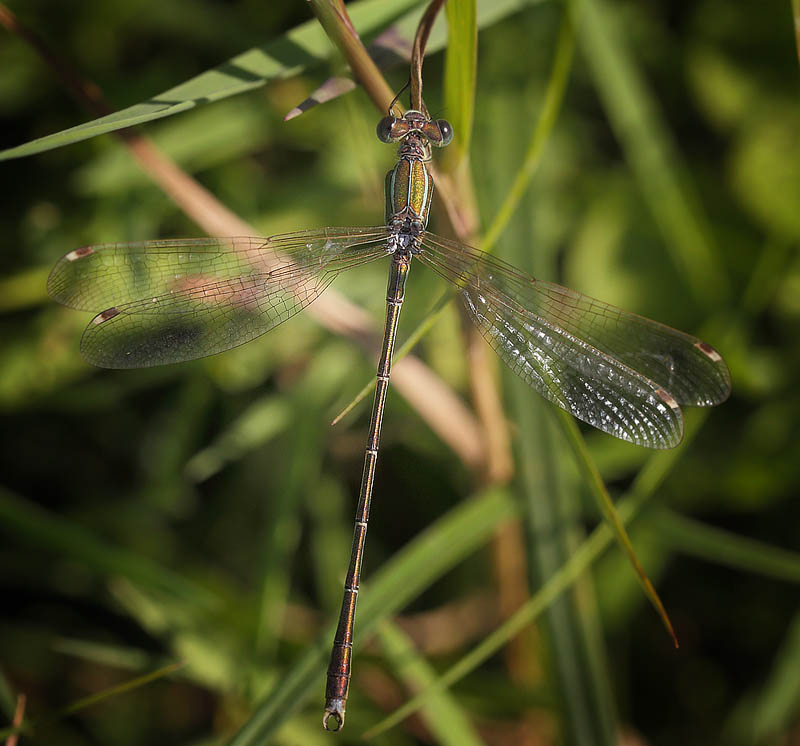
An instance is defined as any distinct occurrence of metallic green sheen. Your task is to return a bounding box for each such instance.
[385,158,433,227]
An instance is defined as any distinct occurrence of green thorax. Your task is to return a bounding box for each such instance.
[384,156,434,229]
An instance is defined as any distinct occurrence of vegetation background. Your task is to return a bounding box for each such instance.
[1,0,799,744]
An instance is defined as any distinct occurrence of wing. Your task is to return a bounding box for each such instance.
[418,233,731,449]
[48,228,390,369]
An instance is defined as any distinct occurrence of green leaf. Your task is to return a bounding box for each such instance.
[0,0,554,162]
[578,0,729,307]
[444,0,478,162]
[651,506,800,583]
[0,0,423,162]
[0,486,220,611]
[377,621,487,746]
[0,661,184,741]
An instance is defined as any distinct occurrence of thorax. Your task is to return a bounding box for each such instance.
[385,153,433,245]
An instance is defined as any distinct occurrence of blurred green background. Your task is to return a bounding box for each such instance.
[1,0,799,744]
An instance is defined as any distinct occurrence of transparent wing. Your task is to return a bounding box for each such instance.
[418,233,731,449]
[48,228,390,369]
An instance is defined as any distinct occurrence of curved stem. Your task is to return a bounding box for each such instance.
[410,0,447,113]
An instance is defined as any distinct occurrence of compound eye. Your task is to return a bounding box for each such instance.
[436,119,454,146]
[376,116,396,143]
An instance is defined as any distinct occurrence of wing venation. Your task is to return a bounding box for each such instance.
[49,228,390,368]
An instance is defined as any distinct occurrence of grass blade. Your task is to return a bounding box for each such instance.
[480,0,575,253]
[0,662,184,741]
[504,104,617,741]
[652,507,800,582]
[376,621,487,746]
[556,410,677,647]
[514,403,618,744]
[443,0,478,164]
[0,0,554,161]
[724,612,800,745]
[0,670,15,720]
[0,486,220,611]
[290,0,548,119]
[578,0,729,307]
[365,486,645,738]
[0,0,421,161]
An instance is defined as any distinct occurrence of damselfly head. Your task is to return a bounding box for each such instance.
[376,111,454,148]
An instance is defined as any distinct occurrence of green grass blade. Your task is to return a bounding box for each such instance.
[185,396,292,482]
[254,345,355,663]
[0,661,184,741]
[480,0,575,254]
[556,409,677,647]
[226,486,517,745]
[514,404,618,744]
[290,0,550,119]
[444,0,478,163]
[578,0,729,307]
[0,0,421,162]
[652,507,800,582]
[330,288,453,425]
[0,0,554,162]
[0,669,15,720]
[504,108,616,741]
[0,486,220,611]
[724,612,800,745]
[376,621,487,746]
[53,638,155,672]
[55,662,185,718]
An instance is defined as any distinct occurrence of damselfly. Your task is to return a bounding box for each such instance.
[48,108,731,730]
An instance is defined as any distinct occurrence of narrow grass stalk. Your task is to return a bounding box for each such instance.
[578,0,729,307]
[0,662,184,741]
[376,621,487,746]
[556,410,677,646]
